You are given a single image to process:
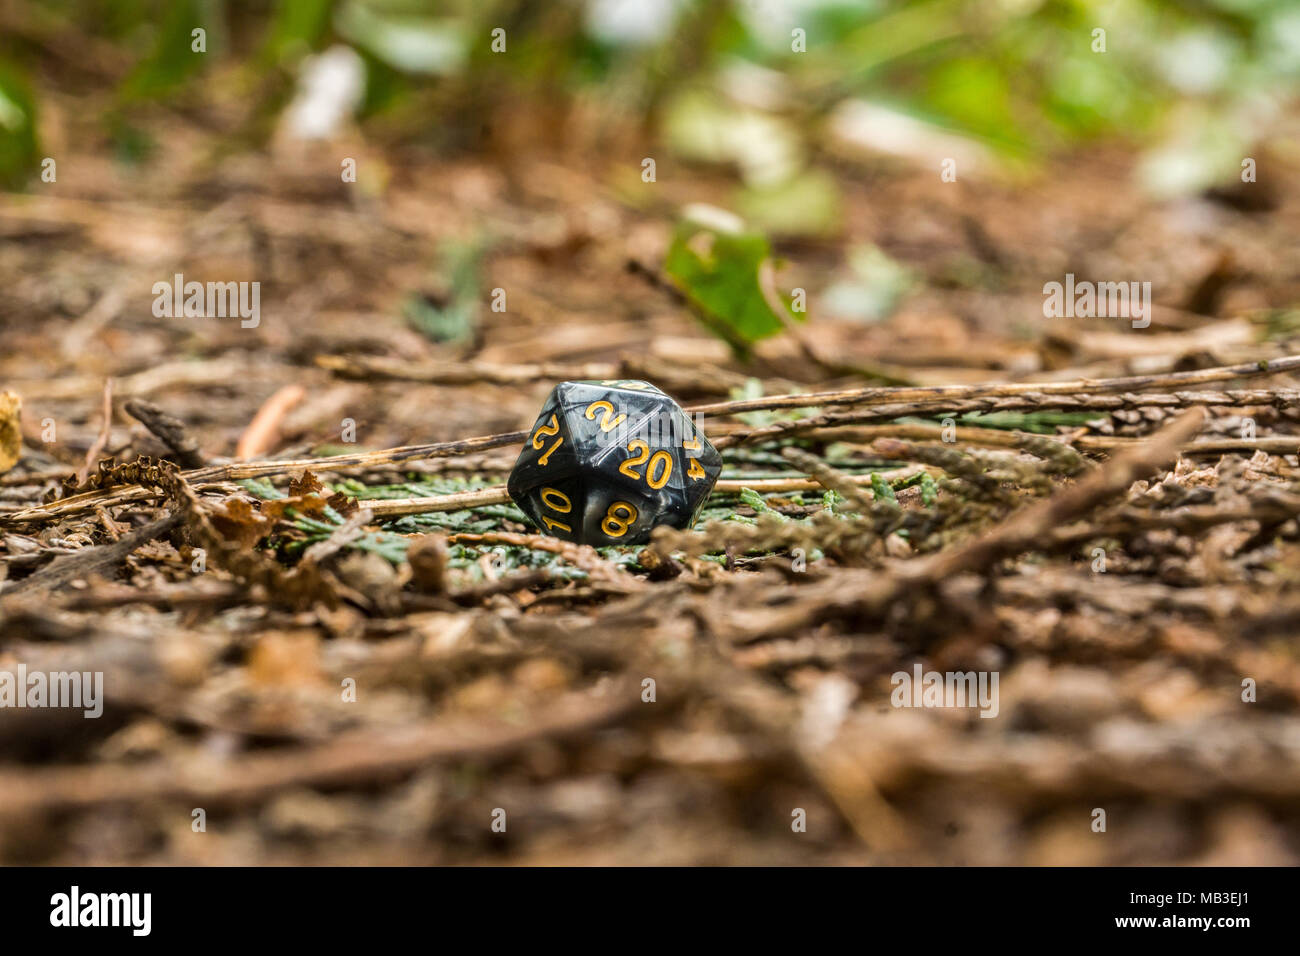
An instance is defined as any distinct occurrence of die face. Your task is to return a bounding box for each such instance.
[513,474,588,542]
[506,389,582,500]
[577,484,660,547]
[675,408,723,516]
[508,380,722,545]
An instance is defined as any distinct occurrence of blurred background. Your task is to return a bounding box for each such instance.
[4,0,1300,401]
[3,0,1300,475]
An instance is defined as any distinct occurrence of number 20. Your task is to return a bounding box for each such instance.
[619,440,672,489]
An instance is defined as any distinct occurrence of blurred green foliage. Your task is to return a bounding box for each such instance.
[119,0,208,101]
[1,0,1294,189]
[403,236,486,345]
[0,59,38,189]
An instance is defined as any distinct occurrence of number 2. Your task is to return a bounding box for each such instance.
[585,400,626,433]
[619,440,649,480]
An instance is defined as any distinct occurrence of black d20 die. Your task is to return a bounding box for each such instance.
[507,379,722,546]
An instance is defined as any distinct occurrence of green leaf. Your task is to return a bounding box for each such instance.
[263,0,336,65]
[0,60,38,189]
[404,237,484,344]
[919,473,938,507]
[119,0,208,102]
[739,487,788,521]
[335,0,467,76]
[870,472,897,503]
[664,214,802,353]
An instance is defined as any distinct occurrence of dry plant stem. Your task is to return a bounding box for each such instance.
[75,379,113,485]
[40,580,245,612]
[61,281,129,358]
[447,531,643,586]
[0,511,182,599]
[364,467,923,519]
[766,423,1300,458]
[824,423,1031,448]
[236,384,306,459]
[187,433,529,481]
[368,487,512,516]
[779,447,877,511]
[700,409,1209,642]
[688,354,1300,417]
[1048,493,1300,545]
[0,433,528,527]
[7,370,1293,527]
[316,353,759,394]
[1078,435,1300,455]
[712,389,1300,448]
[903,408,1207,583]
[12,357,256,400]
[125,397,206,467]
[315,354,628,384]
[0,469,68,487]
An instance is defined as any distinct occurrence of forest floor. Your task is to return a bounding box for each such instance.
[2,98,1300,864]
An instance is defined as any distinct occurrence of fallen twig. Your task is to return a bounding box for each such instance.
[125,397,207,468]
[0,511,181,600]
[902,408,1207,582]
[712,389,1300,448]
[5,375,1293,528]
[0,432,528,527]
[690,354,1300,417]
[363,467,923,519]
[447,530,645,587]
[75,378,113,485]
[236,384,306,460]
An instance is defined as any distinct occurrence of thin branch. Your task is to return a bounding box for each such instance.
[124,397,207,468]
[447,531,645,587]
[0,432,528,527]
[903,408,1207,583]
[6,363,1297,528]
[0,511,181,600]
[75,378,113,484]
[689,354,1300,417]
[362,467,923,519]
[713,389,1300,448]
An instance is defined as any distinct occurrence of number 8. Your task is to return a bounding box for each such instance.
[601,501,638,538]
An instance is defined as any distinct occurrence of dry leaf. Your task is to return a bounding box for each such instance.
[288,470,325,497]
[0,390,21,474]
[209,497,275,549]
